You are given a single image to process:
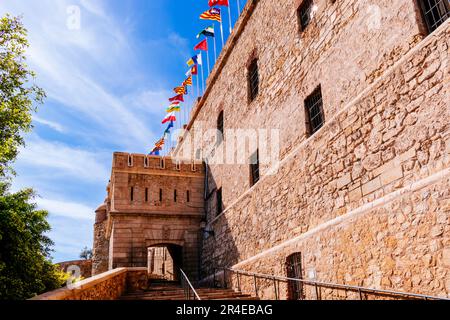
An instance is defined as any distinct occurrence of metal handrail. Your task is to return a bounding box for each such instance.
[219,268,449,301]
[180,269,201,300]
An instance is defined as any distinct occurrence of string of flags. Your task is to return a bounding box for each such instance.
[149,0,241,156]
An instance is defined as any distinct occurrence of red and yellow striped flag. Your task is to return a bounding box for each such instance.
[183,75,193,87]
[200,8,221,22]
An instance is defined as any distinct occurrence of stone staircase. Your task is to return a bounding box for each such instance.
[120,281,259,301]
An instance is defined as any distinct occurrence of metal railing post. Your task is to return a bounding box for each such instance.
[237,272,241,292]
[253,275,258,297]
[223,268,227,289]
[273,277,278,300]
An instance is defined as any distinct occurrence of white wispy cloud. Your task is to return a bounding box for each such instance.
[37,197,94,221]
[33,116,65,133]
[17,135,110,183]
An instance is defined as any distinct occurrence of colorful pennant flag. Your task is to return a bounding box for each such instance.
[200,8,221,22]
[149,148,161,156]
[164,121,174,135]
[194,39,208,51]
[174,86,187,95]
[183,75,193,87]
[169,94,184,102]
[162,112,177,124]
[187,55,199,67]
[191,64,198,75]
[196,26,215,38]
[155,138,165,148]
[209,0,229,6]
[166,106,180,113]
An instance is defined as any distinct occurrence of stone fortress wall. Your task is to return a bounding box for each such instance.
[174,0,450,298]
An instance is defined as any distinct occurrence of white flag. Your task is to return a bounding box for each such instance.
[197,53,203,66]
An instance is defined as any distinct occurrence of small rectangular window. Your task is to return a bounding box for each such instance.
[250,150,260,187]
[298,0,314,32]
[145,188,148,202]
[130,187,134,201]
[191,162,196,172]
[159,189,163,202]
[248,59,259,102]
[144,157,149,168]
[418,0,450,34]
[174,190,177,202]
[304,85,325,136]
[217,111,224,144]
[128,155,133,167]
[187,190,190,203]
[216,188,223,216]
[160,158,165,169]
[176,162,181,171]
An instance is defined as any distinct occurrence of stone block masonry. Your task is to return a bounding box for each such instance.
[92,153,205,280]
[174,0,450,299]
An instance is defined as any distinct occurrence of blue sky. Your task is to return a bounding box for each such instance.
[0,0,246,262]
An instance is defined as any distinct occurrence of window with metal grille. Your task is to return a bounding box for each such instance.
[419,0,450,33]
[248,59,259,102]
[286,253,304,300]
[216,188,223,216]
[250,150,260,187]
[298,0,314,32]
[217,111,224,144]
[304,86,325,136]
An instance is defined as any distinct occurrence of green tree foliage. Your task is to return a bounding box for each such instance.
[0,14,45,177]
[0,15,64,300]
[0,183,67,300]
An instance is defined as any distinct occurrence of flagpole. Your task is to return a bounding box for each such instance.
[227,4,232,34]
[206,49,210,76]
[196,73,199,99]
[237,0,241,15]
[213,32,217,62]
[220,12,225,48]
[200,54,205,95]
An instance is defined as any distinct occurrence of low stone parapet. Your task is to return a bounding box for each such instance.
[30,267,148,300]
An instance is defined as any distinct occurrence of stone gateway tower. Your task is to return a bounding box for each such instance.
[93,153,205,280]
[93,0,450,299]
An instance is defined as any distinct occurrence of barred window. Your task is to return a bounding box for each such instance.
[248,59,259,102]
[217,111,224,144]
[250,150,260,187]
[304,86,325,136]
[419,0,450,33]
[216,188,223,216]
[298,0,314,32]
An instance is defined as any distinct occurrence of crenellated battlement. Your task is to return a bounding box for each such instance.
[112,152,204,175]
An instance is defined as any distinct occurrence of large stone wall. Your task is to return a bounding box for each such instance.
[177,0,430,207]
[197,19,450,299]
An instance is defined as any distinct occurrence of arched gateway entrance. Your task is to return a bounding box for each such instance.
[147,244,183,282]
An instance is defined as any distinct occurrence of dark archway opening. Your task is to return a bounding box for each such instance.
[147,244,183,282]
